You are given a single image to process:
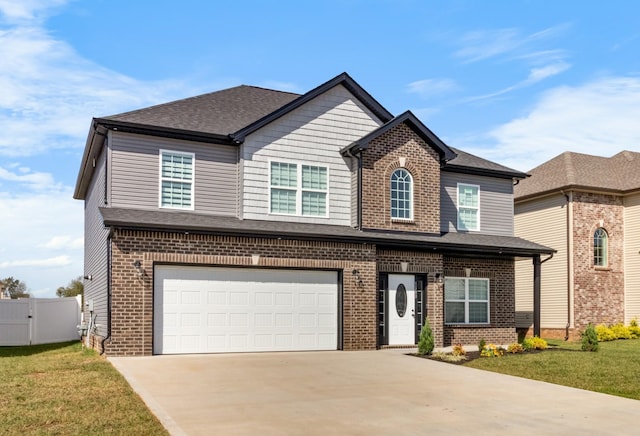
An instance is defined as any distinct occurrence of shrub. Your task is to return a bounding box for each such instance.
[581,324,599,352]
[506,343,524,354]
[480,343,504,358]
[431,351,468,363]
[629,318,640,338]
[478,338,486,353]
[451,343,466,356]
[611,323,631,339]
[522,336,547,350]
[595,324,616,342]
[417,319,435,355]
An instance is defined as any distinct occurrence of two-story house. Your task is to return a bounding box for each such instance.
[515,151,640,339]
[74,73,553,356]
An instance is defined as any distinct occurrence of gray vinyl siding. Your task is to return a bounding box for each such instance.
[84,144,109,337]
[624,194,640,324]
[514,194,568,328]
[440,172,514,236]
[241,84,382,225]
[110,131,238,216]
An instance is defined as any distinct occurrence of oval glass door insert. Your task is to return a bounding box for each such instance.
[395,284,407,317]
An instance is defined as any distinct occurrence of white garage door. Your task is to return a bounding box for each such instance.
[153,265,339,354]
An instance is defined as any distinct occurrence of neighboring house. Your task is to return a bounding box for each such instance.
[74,73,552,356]
[514,151,640,339]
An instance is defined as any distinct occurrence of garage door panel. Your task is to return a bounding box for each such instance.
[154,266,338,354]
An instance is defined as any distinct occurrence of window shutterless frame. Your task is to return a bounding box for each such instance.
[444,277,490,325]
[457,183,480,231]
[158,149,195,210]
[268,159,329,217]
[390,168,413,220]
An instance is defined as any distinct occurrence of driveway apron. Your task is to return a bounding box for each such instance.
[110,350,638,435]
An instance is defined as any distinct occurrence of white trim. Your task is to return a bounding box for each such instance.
[158,149,195,211]
[444,277,490,325]
[457,182,480,231]
[267,158,329,217]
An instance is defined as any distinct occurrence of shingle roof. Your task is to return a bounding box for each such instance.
[445,147,529,179]
[99,85,300,136]
[514,150,640,200]
[100,207,554,256]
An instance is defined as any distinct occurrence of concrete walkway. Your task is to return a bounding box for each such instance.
[110,350,638,435]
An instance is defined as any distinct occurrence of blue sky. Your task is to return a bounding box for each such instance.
[1,0,640,297]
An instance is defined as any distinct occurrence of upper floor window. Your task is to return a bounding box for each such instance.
[457,183,480,231]
[159,150,194,209]
[444,277,490,324]
[391,168,413,220]
[594,227,608,267]
[270,161,327,216]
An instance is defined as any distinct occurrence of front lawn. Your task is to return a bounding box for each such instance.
[0,341,168,435]
[464,339,640,400]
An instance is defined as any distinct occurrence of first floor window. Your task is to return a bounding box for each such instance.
[160,150,194,209]
[594,227,608,267]
[445,277,489,324]
[270,161,327,216]
[457,183,480,231]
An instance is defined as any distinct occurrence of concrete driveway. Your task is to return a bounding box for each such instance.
[110,350,638,435]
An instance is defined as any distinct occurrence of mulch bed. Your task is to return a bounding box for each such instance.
[411,346,572,365]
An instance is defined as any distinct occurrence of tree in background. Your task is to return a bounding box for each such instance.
[0,277,30,299]
[56,276,84,300]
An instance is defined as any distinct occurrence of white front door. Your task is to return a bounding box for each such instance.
[388,274,415,345]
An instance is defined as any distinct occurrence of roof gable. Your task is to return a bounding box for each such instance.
[230,72,393,143]
[341,110,457,161]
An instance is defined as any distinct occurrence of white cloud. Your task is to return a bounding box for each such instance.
[407,78,458,98]
[0,165,61,191]
[40,236,83,250]
[467,76,640,171]
[0,0,69,24]
[0,255,72,268]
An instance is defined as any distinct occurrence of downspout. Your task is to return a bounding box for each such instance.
[100,234,112,355]
[533,252,554,338]
[566,191,574,340]
[357,150,363,229]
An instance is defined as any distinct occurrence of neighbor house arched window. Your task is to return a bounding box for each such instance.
[391,168,413,219]
[594,228,608,267]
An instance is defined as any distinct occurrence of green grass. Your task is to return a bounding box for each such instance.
[465,339,640,400]
[0,341,168,435]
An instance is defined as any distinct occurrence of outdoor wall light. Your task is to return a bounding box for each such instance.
[83,274,93,281]
[435,272,442,283]
[133,260,144,278]
[352,269,364,288]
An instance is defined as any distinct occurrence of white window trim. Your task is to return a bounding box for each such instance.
[158,149,195,210]
[390,168,414,221]
[457,183,480,231]
[444,277,490,325]
[594,227,609,268]
[268,159,329,217]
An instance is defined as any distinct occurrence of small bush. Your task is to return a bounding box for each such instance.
[506,343,524,354]
[478,338,486,353]
[431,352,468,363]
[595,324,616,342]
[451,343,466,356]
[581,324,599,352]
[417,319,435,355]
[628,318,640,338]
[522,336,548,350]
[611,323,631,339]
[480,343,504,357]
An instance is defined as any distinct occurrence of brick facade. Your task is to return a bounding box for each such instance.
[572,192,625,329]
[100,229,520,356]
[361,123,441,233]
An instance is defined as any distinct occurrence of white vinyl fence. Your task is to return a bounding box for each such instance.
[0,296,82,346]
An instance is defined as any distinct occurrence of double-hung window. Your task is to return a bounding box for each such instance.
[159,150,194,209]
[457,183,480,231]
[444,277,489,324]
[270,161,327,216]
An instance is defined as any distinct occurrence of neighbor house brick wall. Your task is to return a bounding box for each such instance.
[442,257,517,346]
[572,192,625,329]
[361,123,441,233]
[106,229,378,356]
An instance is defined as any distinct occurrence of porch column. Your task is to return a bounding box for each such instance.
[533,255,541,337]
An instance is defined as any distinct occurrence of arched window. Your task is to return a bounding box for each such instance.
[594,228,608,267]
[391,168,413,219]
